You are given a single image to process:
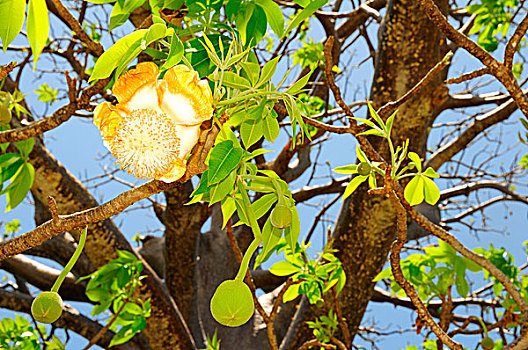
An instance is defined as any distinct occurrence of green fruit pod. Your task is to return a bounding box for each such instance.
[0,106,11,125]
[31,291,63,324]
[210,280,254,327]
[481,336,494,350]
[270,204,292,229]
[357,162,372,176]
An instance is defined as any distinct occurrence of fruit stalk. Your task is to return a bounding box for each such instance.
[51,227,87,293]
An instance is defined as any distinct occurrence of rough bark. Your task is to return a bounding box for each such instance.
[163,182,209,319]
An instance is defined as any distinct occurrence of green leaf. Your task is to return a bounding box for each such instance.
[14,137,34,158]
[161,33,184,70]
[256,56,280,88]
[142,22,167,49]
[408,152,422,172]
[284,204,300,252]
[455,275,469,298]
[284,0,329,37]
[404,175,425,206]
[209,171,236,205]
[109,0,145,31]
[282,282,300,302]
[191,170,209,196]
[185,34,229,78]
[89,29,147,81]
[270,260,302,276]
[208,140,243,185]
[237,3,267,46]
[285,70,312,95]
[342,175,367,200]
[373,267,393,282]
[252,193,277,220]
[240,62,261,86]
[333,164,357,174]
[254,0,284,37]
[357,128,385,137]
[355,144,368,163]
[0,0,25,51]
[422,167,439,178]
[240,118,264,149]
[262,114,280,142]
[221,196,236,228]
[222,71,252,89]
[27,0,49,66]
[256,217,283,266]
[5,162,34,211]
[0,153,23,182]
[385,110,397,136]
[423,176,440,205]
[367,101,386,131]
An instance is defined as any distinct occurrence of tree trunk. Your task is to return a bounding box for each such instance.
[282,1,450,347]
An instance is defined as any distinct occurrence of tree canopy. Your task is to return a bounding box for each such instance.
[0,0,527,349]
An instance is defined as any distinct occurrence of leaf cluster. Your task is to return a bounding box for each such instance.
[375,240,482,300]
[468,0,518,52]
[80,250,151,347]
[269,242,346,304]
[333,103,441,206]
[306,310,339,346]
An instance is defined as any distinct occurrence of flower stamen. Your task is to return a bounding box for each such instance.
[106,109,180,179]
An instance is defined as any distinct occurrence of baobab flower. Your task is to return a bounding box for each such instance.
[93,62,213,182]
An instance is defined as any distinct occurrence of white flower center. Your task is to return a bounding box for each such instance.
[108,109,180,179]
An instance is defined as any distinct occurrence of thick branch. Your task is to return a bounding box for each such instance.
[504,14,528,69]
[1,254,88,302]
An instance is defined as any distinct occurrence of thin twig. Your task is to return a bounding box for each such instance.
[445,67,490,84]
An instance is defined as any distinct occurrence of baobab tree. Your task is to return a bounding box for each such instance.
[0,0,527,349]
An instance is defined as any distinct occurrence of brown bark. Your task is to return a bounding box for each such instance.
[163,182,209,319]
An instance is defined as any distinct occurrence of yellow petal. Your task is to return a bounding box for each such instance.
[113,62,160,105]
[159,124,201,182]
[157,65,213,125]
[93,102,122,138]
[159,161,186,183]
